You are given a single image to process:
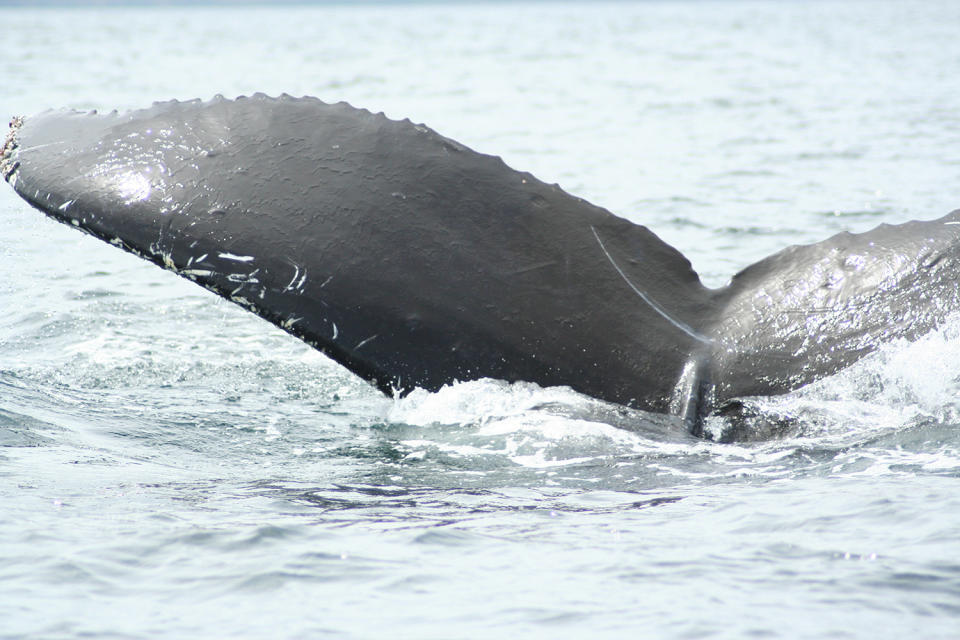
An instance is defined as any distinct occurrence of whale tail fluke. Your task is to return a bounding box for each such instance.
[709,209,960,403]
[4,95,959,436]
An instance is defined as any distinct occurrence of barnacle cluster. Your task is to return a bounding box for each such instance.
[1,116,23,180]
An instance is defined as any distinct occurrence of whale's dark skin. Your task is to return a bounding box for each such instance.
[3,94,960,436]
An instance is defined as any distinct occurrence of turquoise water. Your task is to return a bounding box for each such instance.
[1,2,960,638]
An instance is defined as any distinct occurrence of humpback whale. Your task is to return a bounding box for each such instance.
[3,94,959,436]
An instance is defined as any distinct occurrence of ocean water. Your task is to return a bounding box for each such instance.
[1,1,960,638]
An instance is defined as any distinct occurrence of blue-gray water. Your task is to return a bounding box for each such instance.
[2,2,960,638]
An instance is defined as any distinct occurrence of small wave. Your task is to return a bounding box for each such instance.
[379,315,960,486]
[702,317,960,477]
[388,379,694,467]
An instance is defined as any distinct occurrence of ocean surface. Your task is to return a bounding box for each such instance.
[1,1,960,638]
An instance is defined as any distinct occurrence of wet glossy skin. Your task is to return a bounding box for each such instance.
[4,94,960,433]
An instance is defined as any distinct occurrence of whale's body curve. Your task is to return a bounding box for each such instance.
[4,94,959,435]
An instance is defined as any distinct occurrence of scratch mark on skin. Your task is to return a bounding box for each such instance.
[16,141,67,154]
[227,268,260,284]
[295,271,308,291]
[590,225,712,344]
[284,263,308,291]
[320,275,333,288]
[509,260,557,275]
[332,322,338,340]
[284,264,300,290]
[354,334,378,350]
[219,252,255,262]
[58,199,75,211]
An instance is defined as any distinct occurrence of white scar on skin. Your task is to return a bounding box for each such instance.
[591,225,712,344]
